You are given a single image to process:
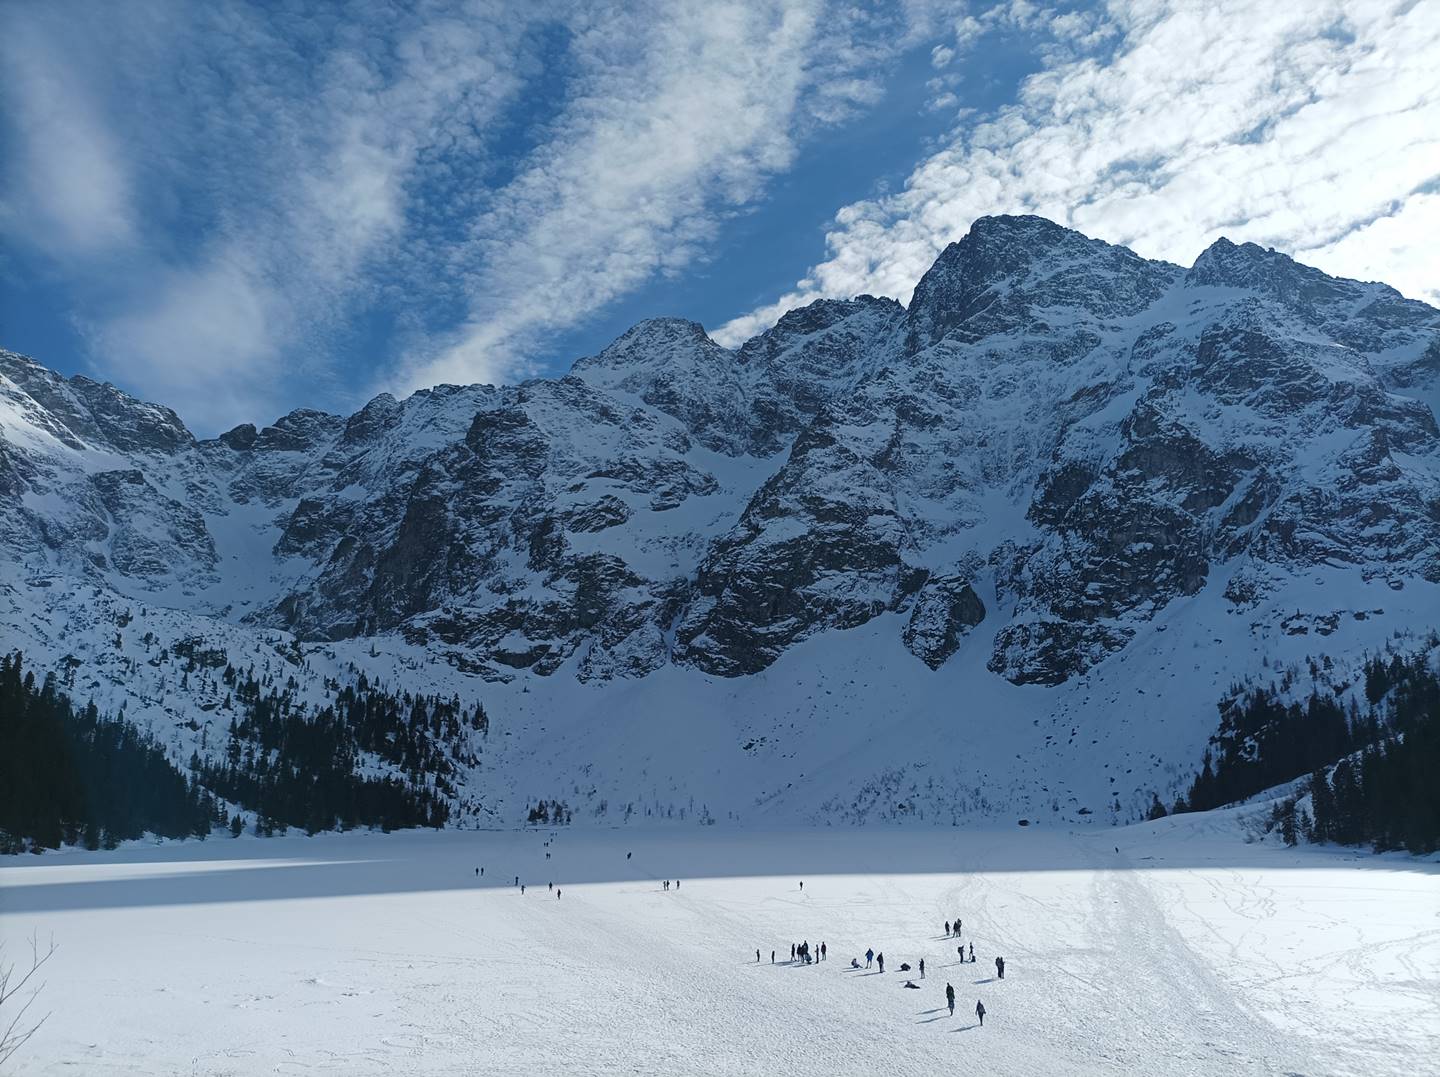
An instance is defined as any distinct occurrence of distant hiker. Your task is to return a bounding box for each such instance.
[958,946,964,959]
[903,980,920,989]
[865,948,874,968]
[877,953,885,973]
[546,852,550,860]
[820,942,826,961]
[976,1000,986,1026]
[851,958,861,969]
[919,958,925,978]
[676,880,680,890]
[515,875,519,886]
[957,919,962,935]
[996,957,1005,979]
[771,950,775,963]
[899,963,911,972]
[969,943,974,962]
[756,949,761,963]
[944,920,950,936]
[521,884,526,894]
[548,882,553,891]
[475,867,479,877]
[480,867,483,876]
[946,983,955,1016]
[799,880,804,891]
[792,944,797,961]
[627,852,632,860]
[556,889,561,899]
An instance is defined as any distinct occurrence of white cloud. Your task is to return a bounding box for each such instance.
[715,0,1440,345]
[396,0,923,395]
[0,14,134,254]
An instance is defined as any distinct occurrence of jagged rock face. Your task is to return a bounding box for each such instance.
[903,575,986,669]
[3,215,1438,690]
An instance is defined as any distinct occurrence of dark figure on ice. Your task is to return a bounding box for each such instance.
[627,852,632,859]
[792,944,797,961]
[945,983,955,1016]
[521,884,526,894]
[944,920,950,936]
[976,1000,986,1026]
[475,868,479,877]
[663,880,669,891]
[756,949,761,962]
[969,943,974,962]
[851,958,860,969]
[676,880,680,890]
[996,956,1005,979]
[556,889,561,899]
[958,946,964,959]
[903,980,919,989]
[877,953,885,973]
[548,882,553,891]
[919,958,925,978]
[820,942,826,961]
[865,948,874,968]
[899,962,911,972]
[771,951,775,964]
[799,881,804,890]
[515,875,519,886]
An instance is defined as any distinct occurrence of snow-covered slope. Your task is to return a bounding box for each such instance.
[3,215,1438,826]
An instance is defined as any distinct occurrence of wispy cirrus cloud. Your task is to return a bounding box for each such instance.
[714,0,1440,345]
[1,0,940,430]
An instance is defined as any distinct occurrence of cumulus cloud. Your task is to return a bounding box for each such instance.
[714,0,1440,346]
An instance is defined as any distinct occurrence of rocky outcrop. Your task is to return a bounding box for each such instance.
[2,216,1438,690]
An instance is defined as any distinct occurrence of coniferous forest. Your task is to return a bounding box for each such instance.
[1174,638,1440,854]
[1,650,488,852]
[0,652,217,853]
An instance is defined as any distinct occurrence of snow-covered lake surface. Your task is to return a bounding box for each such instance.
[2,816,1436,1075]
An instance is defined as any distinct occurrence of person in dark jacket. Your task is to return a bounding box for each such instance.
[820,942,826,961]
[969,942,974,962]
[945,983,955,1016]
[976,1000,986,1026]
[756,949,760,962]
[996,956,1005,979]
[865,948,874,968]
[877,953,885,973]
[792,944,797,961]
[944,920,950,936]
[919,958,925,978]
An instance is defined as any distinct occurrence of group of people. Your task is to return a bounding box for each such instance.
[662,879,680,891]
[758,907,1002,1030]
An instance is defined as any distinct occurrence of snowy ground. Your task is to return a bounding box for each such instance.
[2,815,1437,1076]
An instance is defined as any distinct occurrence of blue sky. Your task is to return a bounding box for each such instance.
[2,1,1437,435]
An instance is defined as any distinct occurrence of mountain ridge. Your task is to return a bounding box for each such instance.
[3,214,1438,827]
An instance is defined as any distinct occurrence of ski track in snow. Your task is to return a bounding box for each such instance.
[3,817,1437,1076]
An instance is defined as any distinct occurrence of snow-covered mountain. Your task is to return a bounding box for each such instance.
[4,215,1438,827]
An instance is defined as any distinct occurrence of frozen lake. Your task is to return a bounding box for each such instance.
[2,816,1436,1075]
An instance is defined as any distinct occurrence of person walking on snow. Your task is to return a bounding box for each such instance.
[521,884,525,894]
[820,942,826,961]
[944,920,950,937]
[548,882,553,891]
[945,983,955,1016]
[756,949,761,963]
[799,881,804,891]
[771,950,775,964]
[996,956,1005,980]
[556,889,561,899]
[865,948,874,968]
[919,958,925,978]
[877,953,885,973]
[976,1000,986,1026]
[792,944,797,961]
[969,942,974,962]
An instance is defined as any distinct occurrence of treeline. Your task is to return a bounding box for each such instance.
[525,799,573,825]
[1171,640,1440,854]
[0,652,218,853]
[196,665,483,835]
